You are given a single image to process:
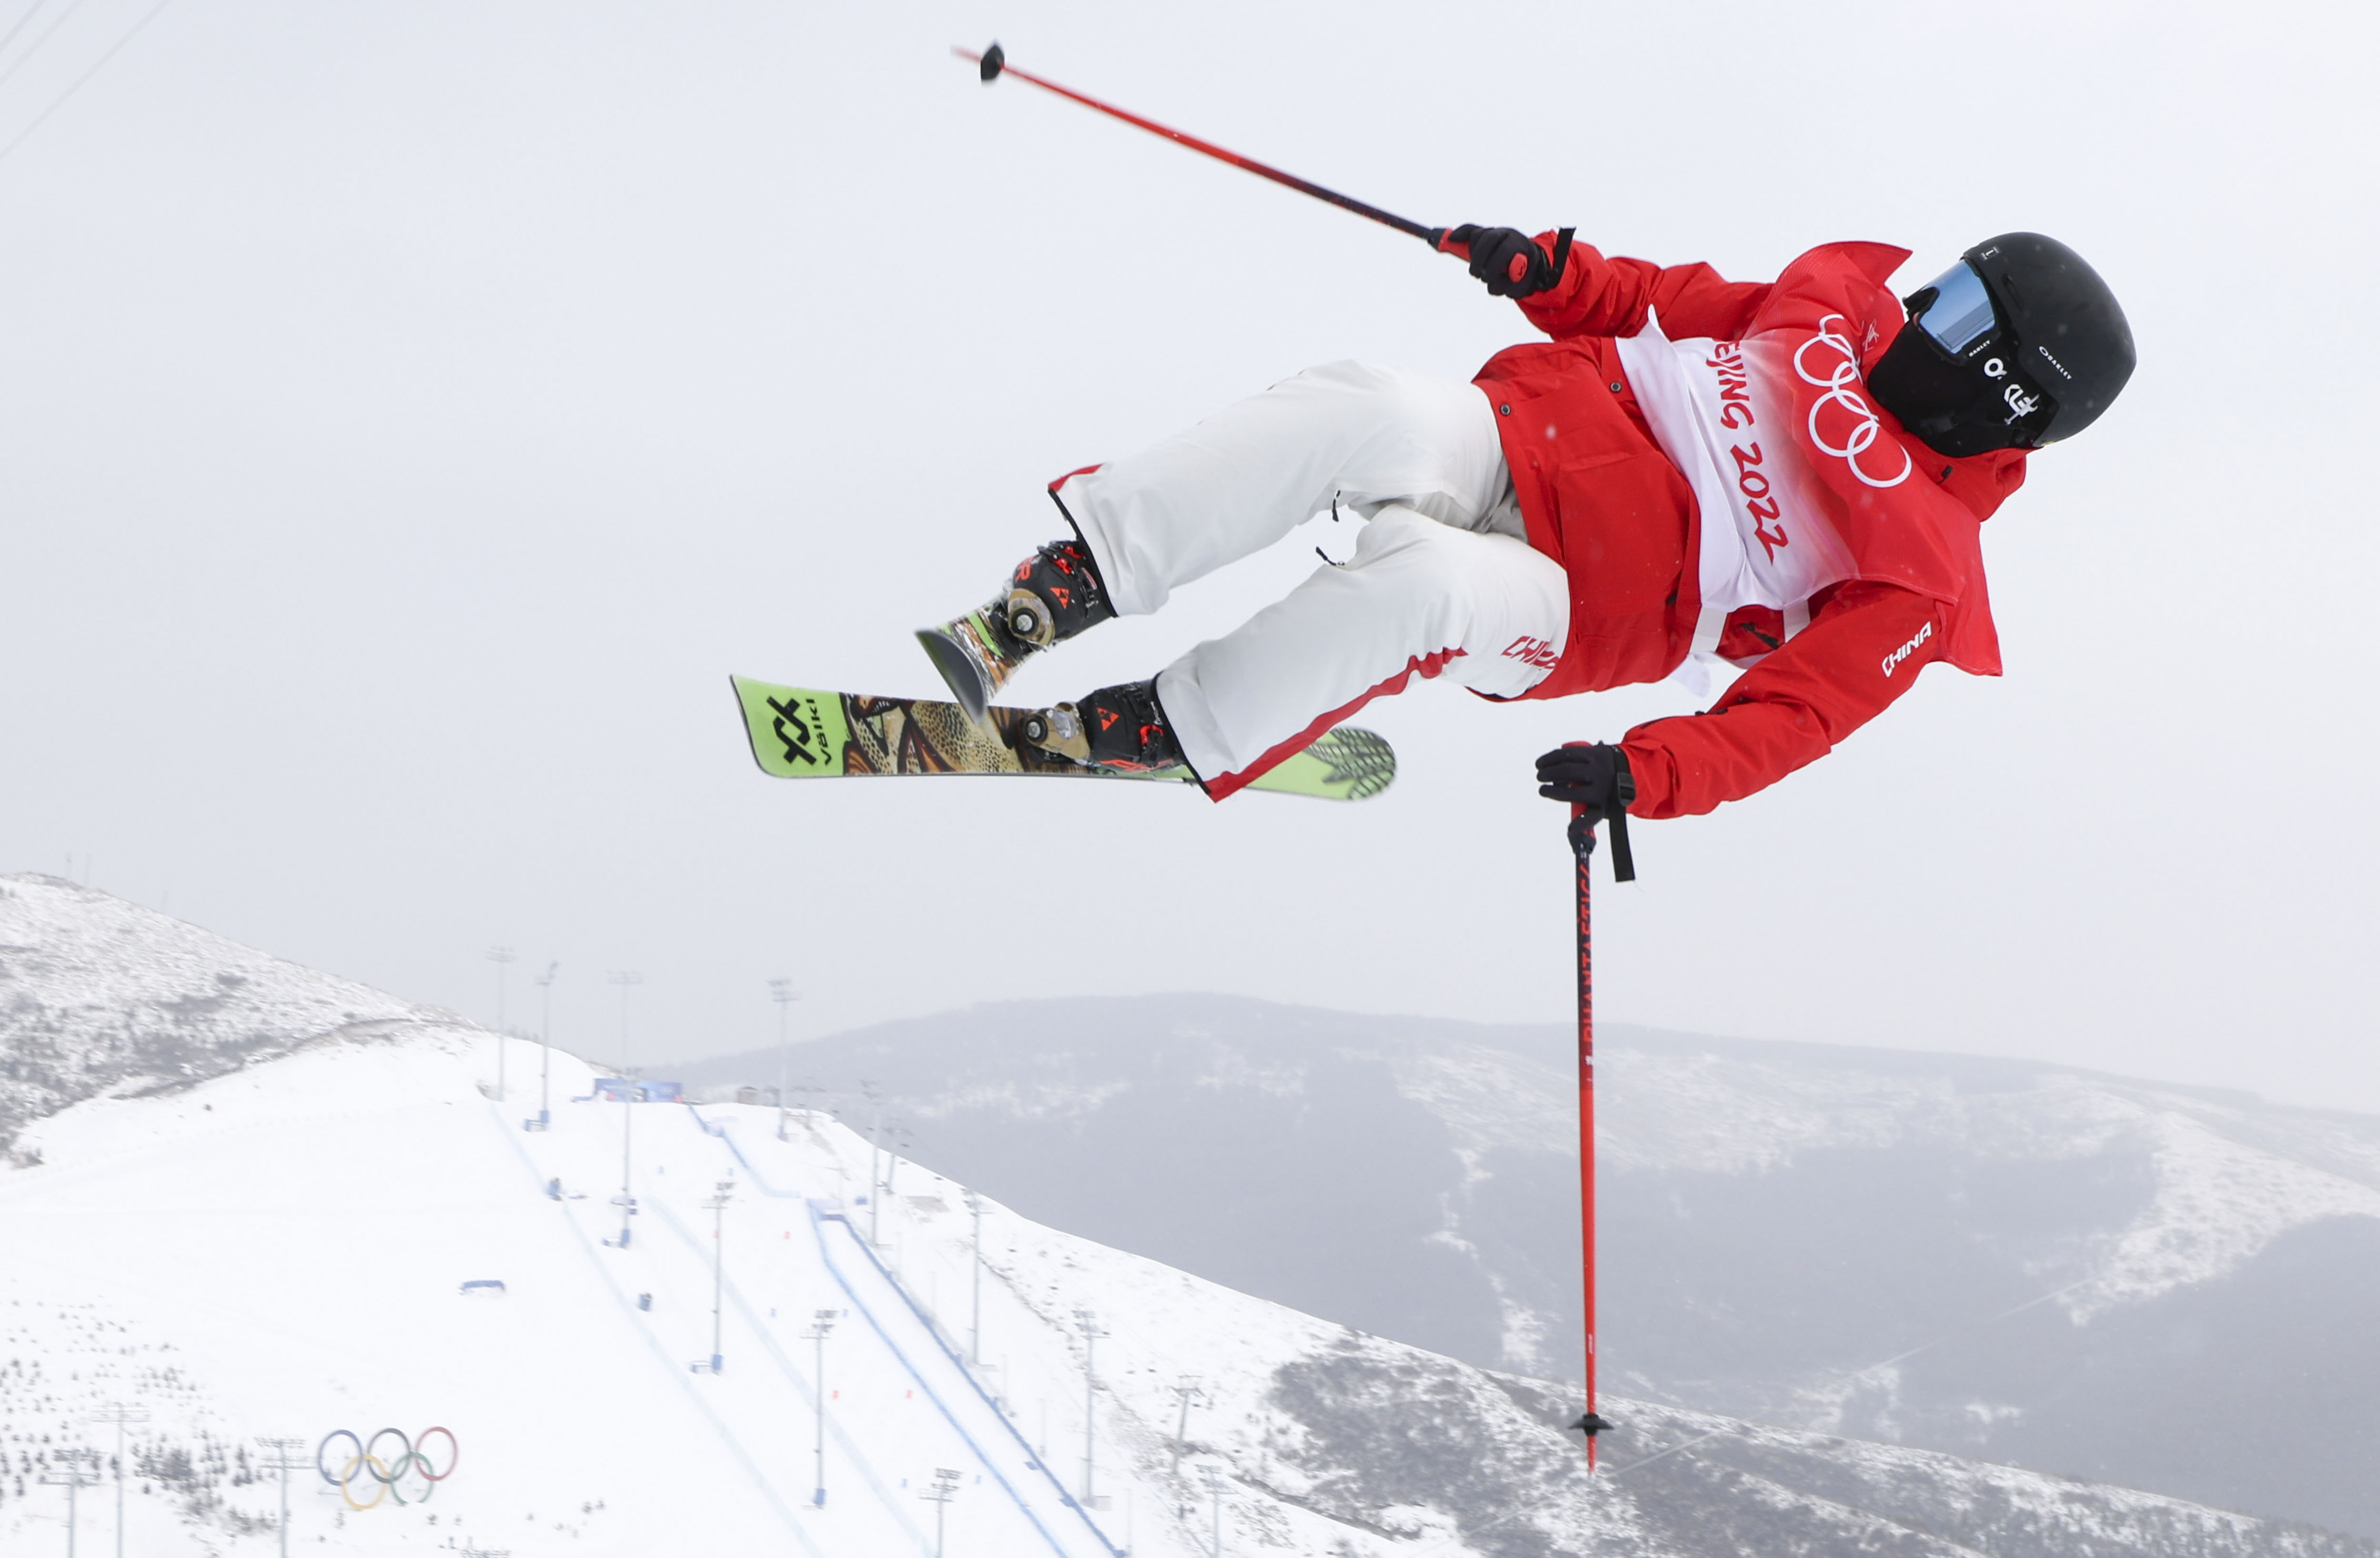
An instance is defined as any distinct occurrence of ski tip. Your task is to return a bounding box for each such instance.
[1239,726,1396,801]
[727,675,776,777]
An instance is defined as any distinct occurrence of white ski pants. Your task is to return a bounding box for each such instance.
[1053,362,1571,789]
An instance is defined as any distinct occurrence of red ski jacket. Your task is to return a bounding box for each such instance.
[1461,235,2028,819]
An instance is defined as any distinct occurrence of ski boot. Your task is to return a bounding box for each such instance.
[916,539,1114,722]
[1017,680,1186,774]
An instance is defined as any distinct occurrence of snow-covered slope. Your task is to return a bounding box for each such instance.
[3,888,2373,1556]
[678,997,2380,1538]
[0,874,434,1157]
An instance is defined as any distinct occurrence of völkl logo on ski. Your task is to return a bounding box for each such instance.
[766,693,828,768]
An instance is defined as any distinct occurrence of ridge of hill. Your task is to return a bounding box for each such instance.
[0,874,435,1157]
[679,995,2380,1537]
[2,884,2370,1555]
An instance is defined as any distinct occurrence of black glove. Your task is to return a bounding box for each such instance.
[1536,742,1634,819]
[1443,224,1572,299]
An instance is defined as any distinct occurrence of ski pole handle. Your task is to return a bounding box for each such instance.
[958,41,1449,247]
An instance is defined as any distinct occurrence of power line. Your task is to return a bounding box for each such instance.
[0,0,174,170]
[0,0,92,96]
[37,1449,102,1554]
[0,0,56,61]
[89,1402,147,1558]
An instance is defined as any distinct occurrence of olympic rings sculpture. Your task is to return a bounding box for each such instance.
[315,1427,459,1510]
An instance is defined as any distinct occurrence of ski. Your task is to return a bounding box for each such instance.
[729,677,1395,801]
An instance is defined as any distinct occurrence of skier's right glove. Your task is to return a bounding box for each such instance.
[1538,741,1637,882]
[1440,225,1574,299]
[1535,742,1634,820]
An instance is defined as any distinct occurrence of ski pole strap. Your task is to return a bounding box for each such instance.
[1606,804,1635,883]
[1566,801,1636,884]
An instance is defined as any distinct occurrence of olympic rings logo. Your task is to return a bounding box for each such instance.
[1792,315,1913,490]
[314,1427,459,1510]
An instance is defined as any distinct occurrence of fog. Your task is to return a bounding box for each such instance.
[0,0,2371,1107]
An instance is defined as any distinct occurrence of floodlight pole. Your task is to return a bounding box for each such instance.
[611,970,643,1248]
[1075,1308,1106,1504]
[707,1180,733,1373]
[534,961,559,1128]
[861,1080,884,1245]
[805,1310,837,1506]
[769,980,799,1141]
[487,946,516,1102]
[90,1402,146,1558]
[255,1437,306,1558]
[924,1467,962,1558]
[965,1190,985,1365]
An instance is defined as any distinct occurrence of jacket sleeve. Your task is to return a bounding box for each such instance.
[1511,233,1773,343]
[1618,582,1948,819]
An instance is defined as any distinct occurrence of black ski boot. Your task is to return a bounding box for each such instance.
[916,539,1114,722]
[1017,680,1186,774]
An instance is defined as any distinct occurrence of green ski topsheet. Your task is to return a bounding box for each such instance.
[730,677,1394,801]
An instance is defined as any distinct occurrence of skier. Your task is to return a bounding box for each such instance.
[918,227,2133,822]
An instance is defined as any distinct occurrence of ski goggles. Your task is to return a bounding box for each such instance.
[1905,260,2002,355]
[1874,260,2060,454]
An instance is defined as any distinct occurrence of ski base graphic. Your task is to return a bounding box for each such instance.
[730,677,1394,802]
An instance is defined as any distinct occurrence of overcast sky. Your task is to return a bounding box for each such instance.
[1,0,2372,1109]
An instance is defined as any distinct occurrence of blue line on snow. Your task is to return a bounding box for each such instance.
[483,1100,824,1555]
[643,1195,932,1554]
[808,1201,1081,1558]
[687,1104,1125,1558]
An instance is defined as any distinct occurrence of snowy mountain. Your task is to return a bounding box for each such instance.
[679,996,2380,1539]
[2,878,2371,1556]
[0,874,435,1159]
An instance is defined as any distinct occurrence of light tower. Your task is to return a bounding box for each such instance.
[608,969,644,1249]
[860,1079,884,1244]
[1074,1307,1107,1505]
[89,1402,147,1558]
[705,1179,734,1373]
[531,961,559,1129]
[923,1467,962,1557]
[964,1189,985,1365]
[803,1310,837,1506]
[769,980,799,1140]
[254,1437,307,1558]
[486,946,517,1102]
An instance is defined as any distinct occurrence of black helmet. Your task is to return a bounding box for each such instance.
[1867,232,2135,458]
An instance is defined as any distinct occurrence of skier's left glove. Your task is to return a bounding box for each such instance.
[1536,742,1634,820]
[1440,225,1573,299]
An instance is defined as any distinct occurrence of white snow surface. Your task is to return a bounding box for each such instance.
[3,886,2370,1556]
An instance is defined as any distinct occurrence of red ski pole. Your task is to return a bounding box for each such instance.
[957,41,1449,247]
[1567,791,1628,1468]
